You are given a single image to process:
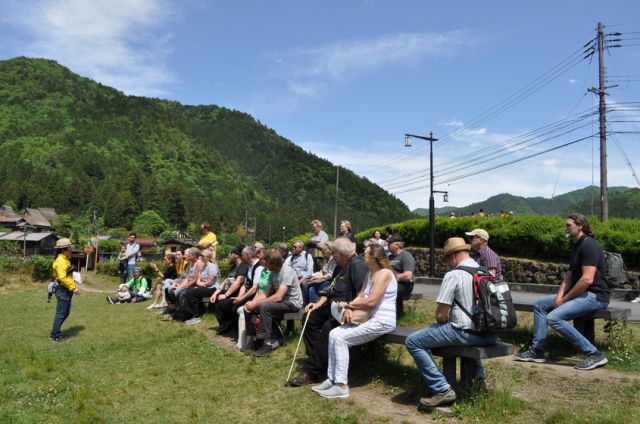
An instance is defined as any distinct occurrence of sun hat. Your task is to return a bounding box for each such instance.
[55,238,74,249]
[465,228,489,241]
[442,237,471,260]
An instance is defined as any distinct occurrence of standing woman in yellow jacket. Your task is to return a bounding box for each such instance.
[50,238,79,342]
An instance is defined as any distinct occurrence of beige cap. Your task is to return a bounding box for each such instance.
[465,228,489,241]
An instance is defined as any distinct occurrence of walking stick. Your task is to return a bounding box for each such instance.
[285,309,312,385]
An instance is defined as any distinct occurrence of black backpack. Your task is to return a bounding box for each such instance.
[453,266,518,333]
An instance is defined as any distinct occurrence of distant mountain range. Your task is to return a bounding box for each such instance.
[0,57,413,237]
[412,186,640,218]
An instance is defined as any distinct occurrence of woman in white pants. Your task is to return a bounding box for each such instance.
[314,243,397,398]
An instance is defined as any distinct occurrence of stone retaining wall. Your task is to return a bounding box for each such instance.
[406,247,639,289]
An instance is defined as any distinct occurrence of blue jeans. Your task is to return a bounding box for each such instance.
[308,280,330,303]
[127,264,138,280]
[50,286,73,339]
[405,323,497,393]
[532,292,608,354]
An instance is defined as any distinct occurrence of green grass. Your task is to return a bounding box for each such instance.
[2,276,640,424]
[0,285,369,423]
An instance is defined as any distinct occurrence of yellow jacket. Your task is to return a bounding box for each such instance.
[53,253,76,291]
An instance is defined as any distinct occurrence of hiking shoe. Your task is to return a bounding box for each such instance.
[319,384,349,399]
[419,387,456,407]
[51,335,70,343]
[312,379,334,393]
[575,351,608,370]
[513,348,546,363]
[289,372,318,387]
[255,344,274,357]
[185,317,202,325]
[106,296,115,304]
[631,296,640,304]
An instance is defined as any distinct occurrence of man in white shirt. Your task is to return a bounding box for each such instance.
[284,240,314,304]
[405,237,497,409]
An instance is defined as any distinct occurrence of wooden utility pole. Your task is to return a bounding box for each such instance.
[587,22,616,222]
[597,22,608,222]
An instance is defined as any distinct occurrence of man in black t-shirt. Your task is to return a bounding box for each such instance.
[514,213,610,370]
[212,245,248,336]
[388,236,416,319]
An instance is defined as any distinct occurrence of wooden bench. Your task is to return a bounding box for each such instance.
[513,302,631,343]
[383,327,514,388]
[282,293,425,321]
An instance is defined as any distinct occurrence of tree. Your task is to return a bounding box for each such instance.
[133,210,169,236]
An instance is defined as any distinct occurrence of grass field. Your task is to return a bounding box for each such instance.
[1,274,639,423]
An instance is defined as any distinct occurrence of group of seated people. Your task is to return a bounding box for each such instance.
[105,213,615,410]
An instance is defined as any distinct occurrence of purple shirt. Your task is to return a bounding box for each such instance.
[474,245,502,280]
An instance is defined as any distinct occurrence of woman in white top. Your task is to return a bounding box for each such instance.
[182,249,220,325]
[313,243,397,399]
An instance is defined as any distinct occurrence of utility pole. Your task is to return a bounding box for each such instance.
[587,22,619,222]
[597,22,608,222]
[93,210,98,270]
[333,166,340,239]
[244,209,248,243]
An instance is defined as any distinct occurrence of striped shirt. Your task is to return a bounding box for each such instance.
[435,258,479,330]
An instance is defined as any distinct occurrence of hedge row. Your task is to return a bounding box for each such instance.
[0,256,56,281]
[355,215,640,269]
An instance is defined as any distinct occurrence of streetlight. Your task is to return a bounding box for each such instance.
[282,226,286,242]
[404,132,449,278]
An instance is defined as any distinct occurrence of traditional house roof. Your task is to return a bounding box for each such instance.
[38,208,58,222]
[0,231,57,242]
[23,208,53,229]
[136,237,157,246]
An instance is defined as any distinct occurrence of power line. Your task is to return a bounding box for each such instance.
[389,134,595,194]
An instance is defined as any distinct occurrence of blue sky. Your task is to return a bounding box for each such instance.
[2,0,640,211]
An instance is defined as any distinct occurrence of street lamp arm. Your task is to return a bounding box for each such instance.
[404,133,439,142]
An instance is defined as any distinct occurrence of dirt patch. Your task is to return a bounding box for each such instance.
[194,325,436,423]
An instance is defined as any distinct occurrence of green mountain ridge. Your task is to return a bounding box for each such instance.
[0,57,413,237]
[413,186,639,218]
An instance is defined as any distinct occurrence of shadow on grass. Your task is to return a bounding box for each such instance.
[64,325,85,337]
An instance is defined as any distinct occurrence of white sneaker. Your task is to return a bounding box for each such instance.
[312,379,334,393]
[147,303,157,310]
[185,317,202,325]
[630,296,640,304]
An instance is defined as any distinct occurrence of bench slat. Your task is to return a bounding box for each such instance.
[383,328,514,359]
[513,302,631,320]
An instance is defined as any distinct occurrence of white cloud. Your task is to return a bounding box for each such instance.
[442,119,464,127]
[283,31,471,81]
[569,79,579,85]
[2,0,178,96]
[255,30,476,114]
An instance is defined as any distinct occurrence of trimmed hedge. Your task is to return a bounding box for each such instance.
[0,256,54,281]
[356,215,640,269]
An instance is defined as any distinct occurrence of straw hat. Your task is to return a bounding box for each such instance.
[55,238,74,249]
[442,237,471,260]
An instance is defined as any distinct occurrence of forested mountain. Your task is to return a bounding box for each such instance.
[0,57,413,238]
[413,185,636,217]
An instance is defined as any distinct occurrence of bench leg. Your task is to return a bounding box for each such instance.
[460,358,474,388]
[573,318,595,344]
[442,357,458,388]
